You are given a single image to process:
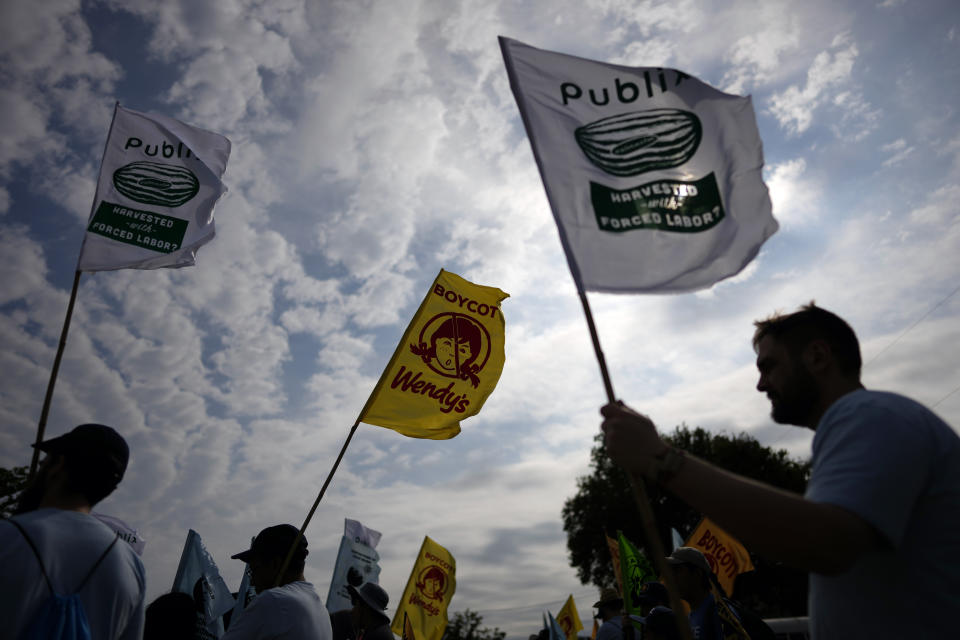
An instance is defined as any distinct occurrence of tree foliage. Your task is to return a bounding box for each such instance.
[562,426,811,617]
[0,465,29,519]
[442,610,506,640]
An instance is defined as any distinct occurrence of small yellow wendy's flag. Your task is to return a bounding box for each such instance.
[556,594,583,640]
[391,537,457,640]
[683,517,755,596]
[359,269,509,439]
[402,611,417,640]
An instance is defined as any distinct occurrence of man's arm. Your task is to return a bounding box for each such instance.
[601,402,884,575]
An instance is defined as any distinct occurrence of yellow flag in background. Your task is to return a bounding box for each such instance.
[604,534,623,596]
[684,518,755,596]
[391,536,457,640]
[556,594,583,640]
[402,611,418,640]
[360,269,509,439]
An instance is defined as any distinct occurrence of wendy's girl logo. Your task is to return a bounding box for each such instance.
[409,313,492,388]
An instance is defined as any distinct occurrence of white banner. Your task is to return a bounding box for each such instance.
[325,519,382,613]
[500,36,777,293]
[77,103,230,271]
[172,529,235,639]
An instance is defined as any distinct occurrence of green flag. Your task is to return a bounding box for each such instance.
[617,531,656,617]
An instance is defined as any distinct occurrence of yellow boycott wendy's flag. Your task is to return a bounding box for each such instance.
[391,536,457,640]
[556,594,583,640]
[684,517,754,596]
[359,269,509,439]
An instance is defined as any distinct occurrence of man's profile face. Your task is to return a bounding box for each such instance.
[248,554,280,592]
[755,335,820,426]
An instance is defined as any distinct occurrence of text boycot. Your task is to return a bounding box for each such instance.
[432,284,499,319]
[696,529,742,579]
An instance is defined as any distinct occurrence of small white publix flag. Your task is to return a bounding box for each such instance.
[499,37,777,294]
[77,103,231,271]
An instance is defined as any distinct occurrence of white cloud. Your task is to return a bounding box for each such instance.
[768,33,862,135]
[764,159,821,228]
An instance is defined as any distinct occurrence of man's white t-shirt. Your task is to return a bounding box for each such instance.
[0,508,146,640]
[224,580,333,640]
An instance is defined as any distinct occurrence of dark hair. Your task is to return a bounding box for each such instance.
[753,302,862,378]
[145,592,197,640]
[62,454,121,506]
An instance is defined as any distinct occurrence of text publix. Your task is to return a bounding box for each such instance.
[561,69,692,106]
[124,136,198,161]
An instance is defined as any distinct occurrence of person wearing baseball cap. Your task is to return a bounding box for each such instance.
[0,424,146,639]
[635,581,669,615]
[634,607,681,640]
[223,524,332,640]
[666,547,722,640]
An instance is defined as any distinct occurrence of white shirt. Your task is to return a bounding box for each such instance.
[224,581,333,640]
[0,509,146,640]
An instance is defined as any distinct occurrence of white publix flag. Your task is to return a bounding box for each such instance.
[326,518,383,614]
[77,103,231,271]
[499,37,777,293]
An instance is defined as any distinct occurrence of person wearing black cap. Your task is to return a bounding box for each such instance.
[0,423,146,640]
[635,607,680,640]
[348,582,393,640]
[222,524,332,640]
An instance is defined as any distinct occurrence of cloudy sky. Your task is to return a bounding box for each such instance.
[2,0,959,635]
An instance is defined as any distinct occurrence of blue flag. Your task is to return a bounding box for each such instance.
[172,529,235,638]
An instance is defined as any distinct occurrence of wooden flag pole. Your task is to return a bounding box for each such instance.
[274,420,360,587]
[29,270,82,481]
[576,289,693,640]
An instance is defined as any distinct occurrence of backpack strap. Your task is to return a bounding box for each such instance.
[75,531,120,592]
[8,519,55,596]
[7,518,120,594]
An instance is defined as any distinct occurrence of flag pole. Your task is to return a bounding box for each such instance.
[29,269,82,481]
[576,289,692,640]
[274,420,360,587]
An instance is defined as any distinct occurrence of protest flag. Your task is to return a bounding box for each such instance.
[546,611,568,640]
[556,594,584,640]
[78,103,231,271]
[402,611,418,640]
[359,269,509,440]
[605,533,623,594]
[229,561,256,628]
[326,518,383,613]
[499,37,776,295]
[618,531,656,617]
[501,36,779,640]
[391,536,457,640]
[29,103,231,478]
[684,518,755,597]
[276,270,507,585]
[172,529,236,639]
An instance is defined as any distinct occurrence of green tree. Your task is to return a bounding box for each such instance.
[562,426,811,618]
[441,610,506,640]
[0,465,29,518]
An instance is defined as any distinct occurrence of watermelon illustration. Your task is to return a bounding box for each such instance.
[113,161,200,207]
[574,109,702,177]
